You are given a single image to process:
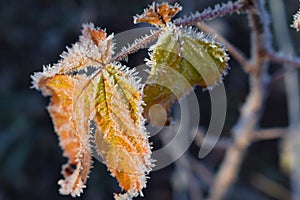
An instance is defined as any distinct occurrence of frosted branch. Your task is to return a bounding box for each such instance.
[111,29,162,63]
[208,1,271,199]
[174,0,250,27]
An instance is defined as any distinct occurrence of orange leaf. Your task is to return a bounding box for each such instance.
[31,24,109,197]
[39,74,93,197]
[134,2,182,27]
[87,27,107,45]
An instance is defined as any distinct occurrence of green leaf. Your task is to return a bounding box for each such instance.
[143,25,229,120]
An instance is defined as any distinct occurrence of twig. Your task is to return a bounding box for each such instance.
[267,52,300,69]
[194,128,233,150]
[195,127,287,152]
[266,51,300,82]
[189,156,214,186]
[269,1,300,199]
[208,1,271,199]
[247,0,271,75]
[110,0,253,64]
[109,0,256,65]
[252,127,287,141]
[269,66,293,83]
[173,155,204,200]
[197,23,251,72]
[174,0,252,27]
[250,174,291,200]
[110,29,162,63]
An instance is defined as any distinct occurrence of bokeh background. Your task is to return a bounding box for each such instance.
[0,0,299,199]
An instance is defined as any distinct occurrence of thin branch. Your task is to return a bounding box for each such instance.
[252,127,288,141]
[194,128,232,150]
[189,156,214,186]
[110,1,254,65]
[174,155,204,200]
[195,128,287,151]
[269,65,293,83]
[247,1,272,74]
[102,1,255,67]
[265,49,300,83]
[269,1,300,199]
[174,0,252,27]
[208,1,271,199]
[110,29,162,63]
[266,51,300,68]
[250,174,291,200]
[197,23,251,72]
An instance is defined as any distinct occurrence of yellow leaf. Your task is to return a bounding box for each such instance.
[93,64,153,199]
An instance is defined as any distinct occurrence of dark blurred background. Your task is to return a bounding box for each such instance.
[0,0,299,199]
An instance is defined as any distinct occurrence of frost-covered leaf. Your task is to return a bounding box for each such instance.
[30,23,112,197]
[38,74,93,197]
[143,25,229,120]
[92,64,153,199]
[134,2,182,27]
[31,23,113,89]
[32,21,153,199]
[292,9,300,31]
[59,23,114,72]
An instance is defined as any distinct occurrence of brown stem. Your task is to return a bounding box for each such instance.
[252,127,288,141]
[190,156,214,186]
[250,174,291,199]
[208,76,266,200]
[266,52,300,69]
[269,1,300,199]
[266,52,300,82]
[208,1,271,199]
[196,127,288,150]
